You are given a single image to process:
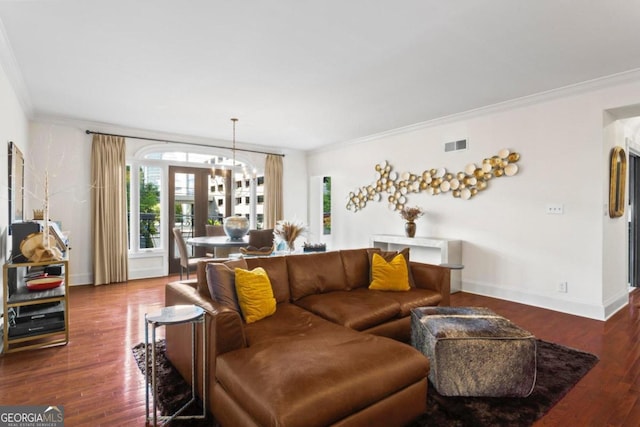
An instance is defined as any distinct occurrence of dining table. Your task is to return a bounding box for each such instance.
[187,235,249,258]
[186,235,250,250]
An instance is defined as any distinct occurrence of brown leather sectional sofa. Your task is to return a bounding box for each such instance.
[165,248,451,427]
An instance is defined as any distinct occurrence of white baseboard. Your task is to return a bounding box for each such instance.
[69,273,93,286]
[461,280,627,321]
[69,264,167,285]
[603,289,631,319]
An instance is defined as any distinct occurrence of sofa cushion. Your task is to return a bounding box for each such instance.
[205,258,248,314]
[371,288,443,317]
[243,303,337,345]
[287,251,347,301]
[295,289,401,331]
[339,248,371,290]
[369,253,411,291]
[235,267,277,324]
[197,259,218,298]
[367,247,416,288]
[245,255,290,303]
[218,303,429,427]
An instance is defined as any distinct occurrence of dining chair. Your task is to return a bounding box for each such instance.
[205,224,233,258]
[240,228,274,256]
[205,224,226,237]
[173,227,210,280]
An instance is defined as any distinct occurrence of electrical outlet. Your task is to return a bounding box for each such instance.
[558,282,568,293]
[546,204,564,215]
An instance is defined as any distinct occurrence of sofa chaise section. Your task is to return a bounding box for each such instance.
[216,304,429,427]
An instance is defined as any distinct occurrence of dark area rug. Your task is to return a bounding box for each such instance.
[133,339,598,427]
[410,339,599,426]
[132,340,213,426]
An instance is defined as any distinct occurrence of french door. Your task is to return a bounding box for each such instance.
[168,166,211,274]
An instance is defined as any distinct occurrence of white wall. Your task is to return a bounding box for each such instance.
[307,78,640,320]
[601,116,628,318]
[27,123,92,285]
[282,150,308,223]
[0,60,29,263]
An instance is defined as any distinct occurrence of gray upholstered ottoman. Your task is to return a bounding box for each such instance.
[411,306,536,397]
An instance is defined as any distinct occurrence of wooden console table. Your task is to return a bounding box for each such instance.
[370,235,462,293]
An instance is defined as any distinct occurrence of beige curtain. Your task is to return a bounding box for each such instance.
[264,154,283,228]
[91,134,128,285]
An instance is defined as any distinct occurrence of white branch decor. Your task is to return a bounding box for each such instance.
[23,169,63,262]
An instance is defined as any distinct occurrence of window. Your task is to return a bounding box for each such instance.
[323,176,331,235]
[257,176,264,186]
[245,196,250,204]
[236,180,242,189]
[139,165,162,248]
[235,197,242,205]
[217,199,223,206]
[126,165,131,249]
[257,195,264,204]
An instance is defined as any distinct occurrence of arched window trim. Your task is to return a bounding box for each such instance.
[132,143,262,175]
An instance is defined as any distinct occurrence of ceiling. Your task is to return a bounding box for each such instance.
[1,1,640,152]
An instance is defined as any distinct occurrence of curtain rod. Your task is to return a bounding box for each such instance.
[85,130,285,157]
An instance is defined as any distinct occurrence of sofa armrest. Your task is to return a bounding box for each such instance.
[165,281,247,403]
[409,262,451,306]
[165,281,247,356]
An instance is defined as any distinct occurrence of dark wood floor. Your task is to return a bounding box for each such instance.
[1,276,638,426]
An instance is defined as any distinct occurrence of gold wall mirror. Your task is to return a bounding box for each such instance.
[609,146,627,218]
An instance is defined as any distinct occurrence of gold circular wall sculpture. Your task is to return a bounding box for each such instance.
[346,148,521,212]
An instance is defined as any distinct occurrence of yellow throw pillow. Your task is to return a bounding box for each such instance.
[369,253,411,291]
[234,267,277,323]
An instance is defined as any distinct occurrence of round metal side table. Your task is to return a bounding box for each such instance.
[145,304,206,426]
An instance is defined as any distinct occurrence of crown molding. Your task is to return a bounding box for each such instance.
[311,68,640,155]
[31,113,290,157]
[0,16,33,117]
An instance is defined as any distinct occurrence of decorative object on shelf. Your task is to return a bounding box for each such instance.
[405,222,416,238]
[25,275,64,291]
[274,220,306,252]
[346,148,521,212]
[20,232,61,263]
[399,206,423,238]
[303,242,327,252]
[32,209,44,220]
[223,215,250,240]
[609,146,626,218]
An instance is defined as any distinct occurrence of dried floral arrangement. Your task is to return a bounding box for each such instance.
[274,220,307,251]
[399,206,424,222]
